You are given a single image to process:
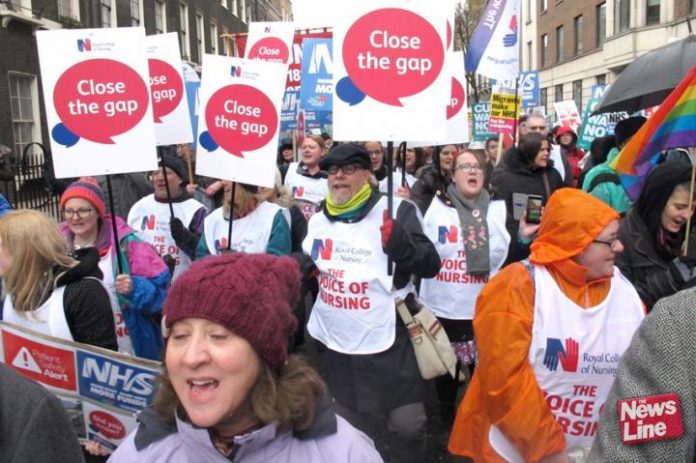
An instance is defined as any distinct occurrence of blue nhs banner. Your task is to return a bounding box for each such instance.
[300,38,333,112]
[519,71,539,109]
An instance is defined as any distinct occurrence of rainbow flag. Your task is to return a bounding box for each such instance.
[610,65,696,200]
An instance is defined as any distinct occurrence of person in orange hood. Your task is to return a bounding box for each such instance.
[448,188,645,462]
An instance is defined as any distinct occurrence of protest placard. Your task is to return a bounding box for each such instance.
[245,22,295,65]
[0,322,160,451]
[332,0,449,141]
[554,100,582,133]
[472,102,496,141]
[489,89,519,134]
[36,28,157,177]
[300,38,333,113]
[146,33,193,146]
[519,71,540,109]
[196,55,286,188]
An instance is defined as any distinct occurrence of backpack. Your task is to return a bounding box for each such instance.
[587,172,621,193]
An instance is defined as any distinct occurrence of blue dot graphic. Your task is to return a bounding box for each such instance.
[51,123,80,147]
[199,131,218,151]
[336,77,366,106]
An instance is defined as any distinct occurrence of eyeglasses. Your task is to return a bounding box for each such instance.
[456,163,484,173]
[593,237,621,248]
[63,207,95,218]
[327,164,362,175]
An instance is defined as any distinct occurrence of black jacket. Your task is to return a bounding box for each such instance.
[410,166,451,215]
[616,208,696,310]
[490,147,565,265]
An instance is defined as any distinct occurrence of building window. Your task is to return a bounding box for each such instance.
[210,23,218,55]
[541,34,548,67]
[527,41,532,71]
[222,26,230,55]
[541,87,548,114]
[58,0,79,20]
[196,14,205,62]
[240,0,247,21]
[180,3,190,59]
[555,83,564,103]
[8,73,39,162]
[572,80,583,112]
[615,0,630,33]
[692,0,696,13]
[556,25,564,62]
[574,15,583,55]
[596,74,606,85]
[155,0,166,33]
[596,3,606,46]
[130,0,141,26]
[101,0,112,27]
[540,0,547,12]
[646,0,660,25]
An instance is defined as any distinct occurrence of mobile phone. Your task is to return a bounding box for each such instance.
[526,195,543,224]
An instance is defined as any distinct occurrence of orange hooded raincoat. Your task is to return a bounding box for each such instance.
[448,188,626,462]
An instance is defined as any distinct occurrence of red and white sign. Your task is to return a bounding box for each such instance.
[554,100,582,133]
[146,32,193,146]
[36,27,157,178]
[2,329,77,391]
[332,0,449,141]
[619,393,684,444]
[245,22,295,65]
[195,55,286,188]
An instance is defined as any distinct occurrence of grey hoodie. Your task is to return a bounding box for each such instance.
[107,396,383,463]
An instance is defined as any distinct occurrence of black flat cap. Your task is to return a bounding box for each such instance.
[319,143,371,171]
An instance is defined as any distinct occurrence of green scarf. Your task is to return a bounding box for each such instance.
[326,184,372,219]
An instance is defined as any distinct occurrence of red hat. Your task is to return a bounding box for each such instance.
[163,253,300,369]
[60,177,106,217]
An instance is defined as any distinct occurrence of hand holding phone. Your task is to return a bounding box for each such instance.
[526,195,543,224]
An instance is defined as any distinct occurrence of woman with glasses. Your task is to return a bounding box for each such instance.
[59,177,169,360]
[420,151,510,423]
[617,162,696,310]
[489,132,565,265]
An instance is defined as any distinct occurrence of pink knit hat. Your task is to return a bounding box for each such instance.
[60,177,106,217]
[163,253,300,369]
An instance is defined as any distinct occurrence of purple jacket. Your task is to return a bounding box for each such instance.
[107,403,382,463]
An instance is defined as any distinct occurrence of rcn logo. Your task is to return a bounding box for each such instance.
[293,186,305,198]
[230,65,242,77]
[77,38,92,52]
[543,337,579,372]
[140,214,155,231]
[311,239,332,260]
[438,226,458,244]
[503,15,518,48]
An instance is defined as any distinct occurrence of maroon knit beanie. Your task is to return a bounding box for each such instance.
[60,177,107,217]
[163,253,300,369]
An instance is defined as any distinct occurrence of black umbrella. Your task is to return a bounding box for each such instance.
[593,35,696,115]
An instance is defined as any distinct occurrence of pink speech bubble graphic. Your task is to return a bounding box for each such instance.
[205,84,278,157]
[148,58,184,123]
[247,37,290,64]
[54,59,149,144]
[447,77,464,120]
[342,8,445,106]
